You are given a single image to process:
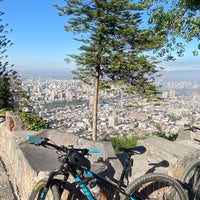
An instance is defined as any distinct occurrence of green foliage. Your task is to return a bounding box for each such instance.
[0,77,11,108]
[16,111,50,131]
[110,131,178,152]
[54,0,166,140]
[0,2,23,109]
[42,99,89,110]
[110,135,149,151]
[54,0,164,98]
[0,12,13,109]
[0,108,8,115]
[148,0,200,59]
[54,0,200,139]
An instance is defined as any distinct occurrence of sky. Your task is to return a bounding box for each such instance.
[1,0,200,74]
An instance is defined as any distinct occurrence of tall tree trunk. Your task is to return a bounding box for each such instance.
[92,66,100,141]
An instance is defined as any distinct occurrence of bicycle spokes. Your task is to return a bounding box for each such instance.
[130,181,182,200]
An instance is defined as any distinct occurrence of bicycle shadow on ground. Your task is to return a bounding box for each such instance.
[145,160,170,174]
[117,152,169,179]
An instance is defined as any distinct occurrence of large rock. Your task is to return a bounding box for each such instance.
[20,129,123,180]
[1,123,200,200]
[6,111,23,131]
[137,136,200,178]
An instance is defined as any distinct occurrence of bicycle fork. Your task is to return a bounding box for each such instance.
[38,171,58,200]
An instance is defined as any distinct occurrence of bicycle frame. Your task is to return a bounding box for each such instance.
[72,168,137,200]
[74,169,119,200]
[38,156,134,200]
[26,136,145,200]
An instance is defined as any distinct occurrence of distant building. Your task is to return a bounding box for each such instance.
[169,89,176,98]
[66,92,72,100]
[109,115,118,127]
[162,92,168,98]
[89,95,93,106]
[39,111,44,117]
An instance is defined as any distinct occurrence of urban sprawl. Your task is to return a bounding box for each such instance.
[22,77,200,139]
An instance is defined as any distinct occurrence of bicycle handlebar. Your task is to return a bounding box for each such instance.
[26,136,101,154]
[27,135,43,144]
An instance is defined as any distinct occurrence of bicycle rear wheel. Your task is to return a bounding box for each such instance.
[29,178,61,200]
[120,173,187,200]
[180,159,200,200]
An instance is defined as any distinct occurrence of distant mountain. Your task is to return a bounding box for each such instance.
[17,67,74,80]
[159,70,200,82]
[16,66,200,82]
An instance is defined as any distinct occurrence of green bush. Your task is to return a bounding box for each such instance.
[16,111,50,131]
[110,135,148,151]
[109,132,178,153]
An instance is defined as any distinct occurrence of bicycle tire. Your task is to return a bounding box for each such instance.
[180,159,200,200]
[120,173,187,200]
[29,178,61,200]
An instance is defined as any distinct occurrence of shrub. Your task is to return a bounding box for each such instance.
[110,135,148,151]
[16,111,50,131]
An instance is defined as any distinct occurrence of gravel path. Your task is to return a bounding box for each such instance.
[0,157,17,200]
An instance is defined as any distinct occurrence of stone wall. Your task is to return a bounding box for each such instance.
[1,112,200,199]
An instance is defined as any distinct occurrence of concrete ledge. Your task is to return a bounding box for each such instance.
[137,136,200,179]
[6,111,23,131]
[1,113,200,199]
[0,124,123,199]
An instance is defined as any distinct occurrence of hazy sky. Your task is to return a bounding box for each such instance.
[1,0,199,72]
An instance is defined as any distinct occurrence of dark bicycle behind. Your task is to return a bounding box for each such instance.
[180,124,200,200]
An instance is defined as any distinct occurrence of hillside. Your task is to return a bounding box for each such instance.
[160,70,200,82]
[17,66,200,82]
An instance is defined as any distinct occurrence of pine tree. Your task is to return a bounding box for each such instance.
[54,0,164,140]
[0,1,22,109]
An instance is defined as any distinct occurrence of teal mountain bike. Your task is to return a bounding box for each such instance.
[27,136,187,200]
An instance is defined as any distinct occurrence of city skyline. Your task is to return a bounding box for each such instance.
[2,0,200,74]
[21,76,200,138]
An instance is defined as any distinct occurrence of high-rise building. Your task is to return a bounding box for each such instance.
[109,114,118,127]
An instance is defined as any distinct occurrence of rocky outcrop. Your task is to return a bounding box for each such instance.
[6,111,23,131]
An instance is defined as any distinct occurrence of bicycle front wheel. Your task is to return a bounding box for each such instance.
[29,178,61,200]
[180,159,200,200]
[120,173,187,200]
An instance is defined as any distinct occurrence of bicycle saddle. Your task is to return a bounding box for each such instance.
[118,146,146,155]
